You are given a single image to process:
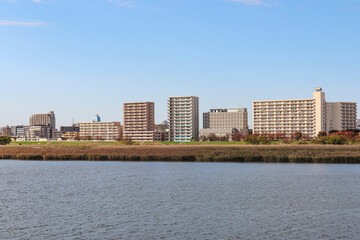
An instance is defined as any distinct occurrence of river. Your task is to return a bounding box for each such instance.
[1,160,360,239]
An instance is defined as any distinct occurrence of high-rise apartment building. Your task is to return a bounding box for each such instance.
[168,96,199,142]
[357,119,360,130]
[326,102,357,132]
[79,115,122,141]
[201,108,249,138]
[123,102,155,141]
[30,111,56,129]
[253,88,357,138]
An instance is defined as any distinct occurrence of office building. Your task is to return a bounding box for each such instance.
[201,108,249,138]
[253,88,357,138]
[168,96,199,141]
[123,102,155,141]
[30,111,56,129]
[79,114,122,141]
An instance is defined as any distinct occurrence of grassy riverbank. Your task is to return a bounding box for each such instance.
[1,144,360,163]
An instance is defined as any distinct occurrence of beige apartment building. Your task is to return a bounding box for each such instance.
[253,88,357,138]
[201,108,249,137]
[30,111,56,129]
[123,102,155,141]
[79,116,122,141]
[168,96,199,142]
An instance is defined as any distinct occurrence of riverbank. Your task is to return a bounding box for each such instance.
[1,144,360,163]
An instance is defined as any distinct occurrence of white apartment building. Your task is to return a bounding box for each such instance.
[201,108,249,137]
[253,88,357,138]
[168,96,199,142]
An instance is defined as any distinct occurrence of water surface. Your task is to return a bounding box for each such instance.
[1,160,360,239]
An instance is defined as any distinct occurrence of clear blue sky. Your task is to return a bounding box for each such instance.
[1,0,359,128]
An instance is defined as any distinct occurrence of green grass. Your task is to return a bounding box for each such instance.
[10,141,48,145]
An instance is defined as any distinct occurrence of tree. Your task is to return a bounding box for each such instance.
[208,133,217,141]
[317,131,327,137]
[291,131,303,141]
[244,134,270,145]
[0,136,11,145]
[232,130,244,141]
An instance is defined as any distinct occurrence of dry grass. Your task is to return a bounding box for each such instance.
[1,144,360,163]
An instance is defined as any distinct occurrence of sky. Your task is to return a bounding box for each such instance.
[0,0,359,129]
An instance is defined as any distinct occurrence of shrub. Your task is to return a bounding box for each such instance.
[122,137,134,145]
[244,134,270,145]
[0,136,11,145]
[325,134,348,145]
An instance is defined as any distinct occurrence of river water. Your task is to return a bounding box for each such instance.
[1,160,360,239]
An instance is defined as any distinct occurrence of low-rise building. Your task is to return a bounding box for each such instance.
[1,126,12,136]
[60,125,80,134]
[153,129,169,141]
[79,114,122,141]
[199,128,233,139]
[62,131,80,140]
[357,119,360,130]
[13,126,29,141]
[26,126,52,141]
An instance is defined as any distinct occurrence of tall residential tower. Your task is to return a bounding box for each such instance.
[168,96,199,142]
[123,102,155,141]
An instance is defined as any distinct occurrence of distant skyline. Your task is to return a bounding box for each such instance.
[1,0,359,128]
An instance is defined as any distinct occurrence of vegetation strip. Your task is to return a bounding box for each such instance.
[1,145,360,163]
